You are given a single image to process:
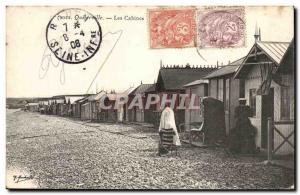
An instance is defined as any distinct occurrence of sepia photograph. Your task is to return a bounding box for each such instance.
[5,4,295,190]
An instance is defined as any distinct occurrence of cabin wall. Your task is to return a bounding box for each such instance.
[27,105,39,112]
[74,103,81,118]
[244,64,294,155]
[90,101,98,121]
[72,104,76,117]
[208,76,239,136]
[245,64,263,149]
[144,93,158,125]
[81,103,91,120]
[184,85,206,130]
[228,77,240,135]
[209,79,218,98]
[273,74,294,154]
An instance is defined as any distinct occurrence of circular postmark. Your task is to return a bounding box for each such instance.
[46,8,102,64]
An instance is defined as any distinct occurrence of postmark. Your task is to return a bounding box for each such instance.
[149,9,196,49]
[46,8,102,64]
[197,7,245,48]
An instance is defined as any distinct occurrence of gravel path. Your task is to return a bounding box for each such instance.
[6,110,294,189]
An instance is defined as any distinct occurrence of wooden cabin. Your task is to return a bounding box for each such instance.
[38,98,50,114]
[80,97,90,120]
[234,36,294,155]
[99,93,118,122]
[24,103,39,112]
[79,91,106,121]
[127,83,153,123]
[143,83,158,125]
[99,88,134,123]
[65,95,86,117]
[51,94,90,117]
[155,63,217,126]
[183,79,208,129]
[74,97,86,118]
[204,57,245,136]
[51,96,65,115]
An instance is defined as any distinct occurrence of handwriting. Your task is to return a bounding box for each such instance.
[13,174,34,183]
[39,30,123,87]
[39,38,65,84]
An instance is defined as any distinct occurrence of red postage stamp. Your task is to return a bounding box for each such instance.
[197,7,245,48]
[149,9,196,49]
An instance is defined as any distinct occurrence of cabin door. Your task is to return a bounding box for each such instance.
[261,88,274,149]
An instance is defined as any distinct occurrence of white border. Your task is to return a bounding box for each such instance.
[1,0,299,195]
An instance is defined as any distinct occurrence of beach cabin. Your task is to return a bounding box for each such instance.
[183,79,208,129]
[155,63,217,126]
[204,57,245,136]
[234,34,294,155]
[127,83,153,123]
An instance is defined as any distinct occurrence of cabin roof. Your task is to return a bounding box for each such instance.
[234,39,292,78]
[86,91,106,102]
[256,41,290,64]
[67,96,88,104]
[122,87,136,95]
[275,39,294,74]
[105,87,136,101]
[145,84,156,93]
[75,97,89,103]
[130,84,153,95]
[204,57,245,79]
[157,66,217,90]
[26,103,38,106]
[52,94,92,99]
[183,79,209,87]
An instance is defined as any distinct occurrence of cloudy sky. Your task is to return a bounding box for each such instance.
[6,6,294,97]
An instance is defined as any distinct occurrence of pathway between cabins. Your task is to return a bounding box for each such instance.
[6,109,294,189]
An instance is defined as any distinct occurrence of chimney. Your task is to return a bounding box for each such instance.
[254,22,261,42]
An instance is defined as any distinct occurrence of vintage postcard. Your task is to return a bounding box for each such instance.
[6,6,295,190]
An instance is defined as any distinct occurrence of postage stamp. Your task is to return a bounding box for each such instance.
[197,7,245,48]
[46,8,102,64]
[149,9,196,49]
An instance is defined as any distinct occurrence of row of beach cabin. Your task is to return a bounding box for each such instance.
[28,34,294,155]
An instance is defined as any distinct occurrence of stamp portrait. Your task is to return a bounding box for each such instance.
[46,8,102,64]
[197,7,245,48]
[149,9,196,49]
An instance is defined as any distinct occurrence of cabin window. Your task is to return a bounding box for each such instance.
[225,79,230,111]
[249,89,256,117]
[218,79,224,101]
[281,87,290,120]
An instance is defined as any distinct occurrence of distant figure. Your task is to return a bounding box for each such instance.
[230,98,256,153]
[158,106,181,154]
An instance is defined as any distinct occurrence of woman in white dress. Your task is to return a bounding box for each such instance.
[159,106,181,147]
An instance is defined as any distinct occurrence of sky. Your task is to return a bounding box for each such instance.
[6,6,294,97]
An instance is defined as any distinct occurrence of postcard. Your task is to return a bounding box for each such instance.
[6,6,295,190]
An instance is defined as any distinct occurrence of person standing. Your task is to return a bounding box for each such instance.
[158,106,181,154]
